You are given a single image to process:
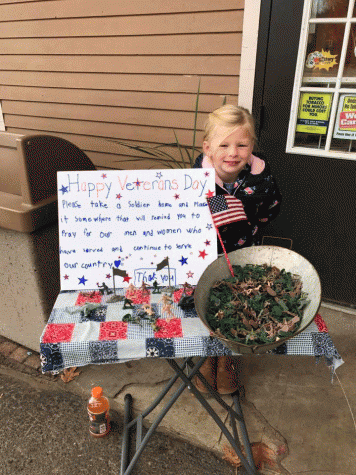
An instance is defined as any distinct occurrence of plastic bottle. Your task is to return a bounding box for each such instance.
[87,386,110,437]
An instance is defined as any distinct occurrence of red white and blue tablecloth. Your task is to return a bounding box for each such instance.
[40,287,343,374]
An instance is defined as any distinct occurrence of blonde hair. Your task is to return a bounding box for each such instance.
[203,104,257,144]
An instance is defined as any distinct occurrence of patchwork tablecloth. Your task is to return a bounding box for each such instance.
[40,287,343,374]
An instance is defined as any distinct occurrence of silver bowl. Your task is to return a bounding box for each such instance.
[194,246,322,354]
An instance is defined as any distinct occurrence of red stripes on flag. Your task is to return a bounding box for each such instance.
[207,194,247,228]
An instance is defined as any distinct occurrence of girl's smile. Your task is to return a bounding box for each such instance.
[203,126,254,183]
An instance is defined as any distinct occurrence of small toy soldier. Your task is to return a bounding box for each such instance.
[160,294,174,318]
[152,280,160,294]
[123,297,134,309]
[126,283,137,300]
[141,281,150,297]
[98,282,112,295]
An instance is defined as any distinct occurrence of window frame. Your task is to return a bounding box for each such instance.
[286,0,356,161]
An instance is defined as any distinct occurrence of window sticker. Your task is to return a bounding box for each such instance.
[305,49,338,71]
[296,92,333,134]
[333,94,356,139]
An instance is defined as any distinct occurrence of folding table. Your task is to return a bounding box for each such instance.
[40,286,343,475]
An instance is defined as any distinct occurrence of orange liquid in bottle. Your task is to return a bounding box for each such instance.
[87,387,110,437]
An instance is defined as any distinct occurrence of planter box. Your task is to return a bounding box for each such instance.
[0,132,95,350]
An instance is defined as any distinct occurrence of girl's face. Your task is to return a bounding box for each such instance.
[203,126,254,183]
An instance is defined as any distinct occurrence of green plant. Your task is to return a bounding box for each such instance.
[109,80,203,169]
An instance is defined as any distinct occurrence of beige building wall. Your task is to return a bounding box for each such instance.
[0,0,244,169]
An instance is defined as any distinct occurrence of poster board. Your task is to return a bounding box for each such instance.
[296,92,332,134]
[57,168,217,290]
[333,94,356,140]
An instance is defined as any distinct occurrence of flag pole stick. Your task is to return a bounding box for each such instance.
[207,202,235,278]
[112,268,116,295]
[215,227,235,278]
[168,260,171,287]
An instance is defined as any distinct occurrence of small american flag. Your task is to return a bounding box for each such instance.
[207,194,247,227]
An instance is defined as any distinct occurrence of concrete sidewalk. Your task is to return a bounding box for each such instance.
[1,302,355,474]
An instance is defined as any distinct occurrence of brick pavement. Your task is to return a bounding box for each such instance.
[0,335,51,377]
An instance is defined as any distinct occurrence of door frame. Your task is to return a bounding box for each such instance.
[251,0,274,136]
[238,0,262,112]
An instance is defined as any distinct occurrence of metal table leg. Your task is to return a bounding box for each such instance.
[120,394,133,474]
[120,357,259,475]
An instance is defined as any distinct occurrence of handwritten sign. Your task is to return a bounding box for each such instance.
[57,169,217,290]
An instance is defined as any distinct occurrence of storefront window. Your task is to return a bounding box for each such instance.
[311,0,349,19]
[343,23,356,77]
[287,0,356,159]
[303,23,344,79]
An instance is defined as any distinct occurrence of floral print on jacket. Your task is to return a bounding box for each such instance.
[193,153,282,254]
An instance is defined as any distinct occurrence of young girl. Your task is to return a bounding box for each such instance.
[193,104,282,394]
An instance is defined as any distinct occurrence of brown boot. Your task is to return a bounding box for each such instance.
[193,357,218,393]
[216,356,239,395]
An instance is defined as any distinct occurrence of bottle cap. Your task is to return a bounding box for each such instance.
[91,386,103,398]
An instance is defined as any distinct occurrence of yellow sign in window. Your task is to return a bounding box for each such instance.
[296,92,332,134]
